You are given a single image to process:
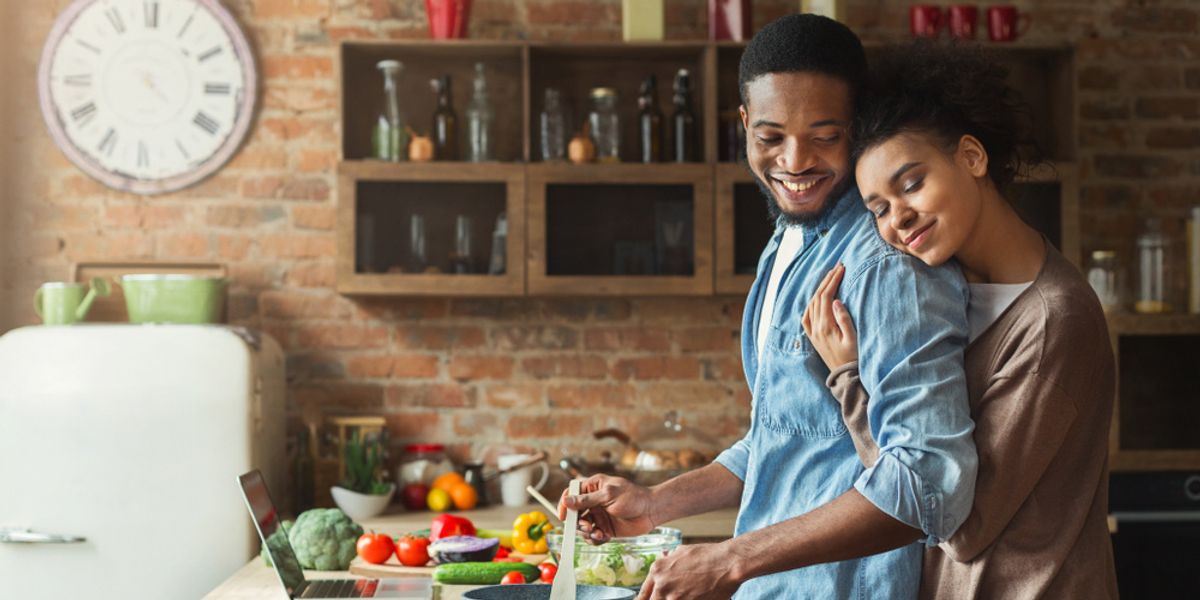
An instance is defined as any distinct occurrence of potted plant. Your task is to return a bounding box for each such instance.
[330,432,395,520]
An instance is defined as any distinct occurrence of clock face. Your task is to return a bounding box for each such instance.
[38,0,257,195]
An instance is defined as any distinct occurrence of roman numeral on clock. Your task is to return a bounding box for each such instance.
[64,74,92,87]
[144,2,159,29]
[70,101,97,124]
[205,82,231,95]
[193,112,220,135]
[105,8,126,34]
[98,128,117,157]
[198,46,222,62]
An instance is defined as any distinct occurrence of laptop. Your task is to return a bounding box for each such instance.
[238,469,431,598]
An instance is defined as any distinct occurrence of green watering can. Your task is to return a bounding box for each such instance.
[34,277,111,325]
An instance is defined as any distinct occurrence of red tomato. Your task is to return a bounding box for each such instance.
[538,562,558,583]
[500,571,526,585]
[356,532,395,565]
[395,535,432,567]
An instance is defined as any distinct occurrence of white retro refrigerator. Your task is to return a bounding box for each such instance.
[0,325,286,599]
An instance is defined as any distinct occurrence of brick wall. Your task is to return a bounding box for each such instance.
[3,1,1198,503]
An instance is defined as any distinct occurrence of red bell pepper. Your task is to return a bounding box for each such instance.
[430,513,476,540]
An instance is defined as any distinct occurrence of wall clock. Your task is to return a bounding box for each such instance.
[38,0,258,195]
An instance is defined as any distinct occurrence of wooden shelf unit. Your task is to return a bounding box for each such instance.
[527,163,713,296]
[336,39,1077,298]
[1106,313,1200,472]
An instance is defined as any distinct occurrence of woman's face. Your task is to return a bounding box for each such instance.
[856,132,987,267]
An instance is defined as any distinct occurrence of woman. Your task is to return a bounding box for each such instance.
[801,43,1117,598]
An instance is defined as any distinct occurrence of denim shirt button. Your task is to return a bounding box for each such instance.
[793,340,801,350]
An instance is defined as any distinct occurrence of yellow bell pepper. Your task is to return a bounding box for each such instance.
[512,510,554,554]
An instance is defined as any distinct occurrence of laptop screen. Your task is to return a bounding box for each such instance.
[238,470,306,596]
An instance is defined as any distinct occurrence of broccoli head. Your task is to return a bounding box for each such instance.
[288,508,363,570]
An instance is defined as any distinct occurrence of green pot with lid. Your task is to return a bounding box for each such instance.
[118,274,226,324]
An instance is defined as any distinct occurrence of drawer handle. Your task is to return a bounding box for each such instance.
[0,527,86,544]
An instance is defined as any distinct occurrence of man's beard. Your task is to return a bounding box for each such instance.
[753,171,852,227]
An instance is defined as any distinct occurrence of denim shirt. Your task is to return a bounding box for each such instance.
[715,187,978,599]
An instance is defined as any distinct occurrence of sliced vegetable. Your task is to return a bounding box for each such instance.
[430,514,476,541]
[512,511,554,554]
[395,535,432,567]
[500,571,526,584]
[429,535,499,563]
[433,561,541,585]
[355,532,395,565]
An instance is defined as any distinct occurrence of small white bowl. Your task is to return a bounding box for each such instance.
[330,484,395,521]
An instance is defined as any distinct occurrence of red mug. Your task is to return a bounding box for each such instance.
[426,0,471,39]
[987,5,1031,42]
[910,5,943,38]
[948,5,978,39]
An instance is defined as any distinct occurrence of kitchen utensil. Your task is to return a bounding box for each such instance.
[34,277,110,325]
[986,5,1031,42]
[426,0,471,39]
[549,479,580,600]
[464,584,635,600]
[948,5,978,39]
[910,5,943,38]
[548,527,682,589]
[118,274,226,324]
[463,462,489,506]
[526,485,564,523]
[72,261,225,322]
[486,450,549,482]
[499,453,550,507]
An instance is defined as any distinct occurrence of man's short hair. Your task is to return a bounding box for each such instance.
[738,14,867,109]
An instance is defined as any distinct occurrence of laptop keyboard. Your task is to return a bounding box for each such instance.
[300,578,379,598]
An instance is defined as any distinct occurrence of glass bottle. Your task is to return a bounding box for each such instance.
[1087,250,1120,313]
[431,75,458,161]
[451,215,473,274]
[408,214,427,273]
[372,60,407,161]
[540,88,567,161]
[465,62,495,162]
[588,87,621,163]
[488,212,507,275]
[638,75,663,163]
[671,68,698,162]
[1135,218,1171,314]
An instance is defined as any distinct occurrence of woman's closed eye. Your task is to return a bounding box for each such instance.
[869,202,888,219]
[902,176,924,194]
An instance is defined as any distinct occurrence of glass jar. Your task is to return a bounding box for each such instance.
[588,87,621,163]
[1135,218,1171,314]
[397,443,454,487]
[372,60,407,161]
[540,88,567,161]
[1087,250,1120,313]
[465,62,495,162]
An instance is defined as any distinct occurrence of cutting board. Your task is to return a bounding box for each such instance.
[349,553,549,579]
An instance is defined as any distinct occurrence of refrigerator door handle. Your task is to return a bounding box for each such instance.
[0,527,87,544]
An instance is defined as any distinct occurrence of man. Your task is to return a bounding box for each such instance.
[560,15,978,599]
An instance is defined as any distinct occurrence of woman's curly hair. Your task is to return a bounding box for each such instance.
[852,41,1042,190]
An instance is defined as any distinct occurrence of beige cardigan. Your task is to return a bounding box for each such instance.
[826,244,1118,599]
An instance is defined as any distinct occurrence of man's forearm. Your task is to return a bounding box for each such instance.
[648,462,743,527]
[724,489,921,582]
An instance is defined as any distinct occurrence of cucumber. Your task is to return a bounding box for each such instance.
[433,561,541,585]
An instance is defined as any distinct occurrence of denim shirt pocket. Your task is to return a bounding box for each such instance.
[755,324,849,438]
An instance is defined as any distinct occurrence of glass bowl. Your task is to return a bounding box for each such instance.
[547,527,682,589]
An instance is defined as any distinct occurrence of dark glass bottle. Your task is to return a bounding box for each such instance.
[671,68,698,162]
[431,75,458,161]
[638,75,663,163]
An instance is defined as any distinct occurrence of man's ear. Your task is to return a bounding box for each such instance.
[957,135,989,178]
[739,104,749,131]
